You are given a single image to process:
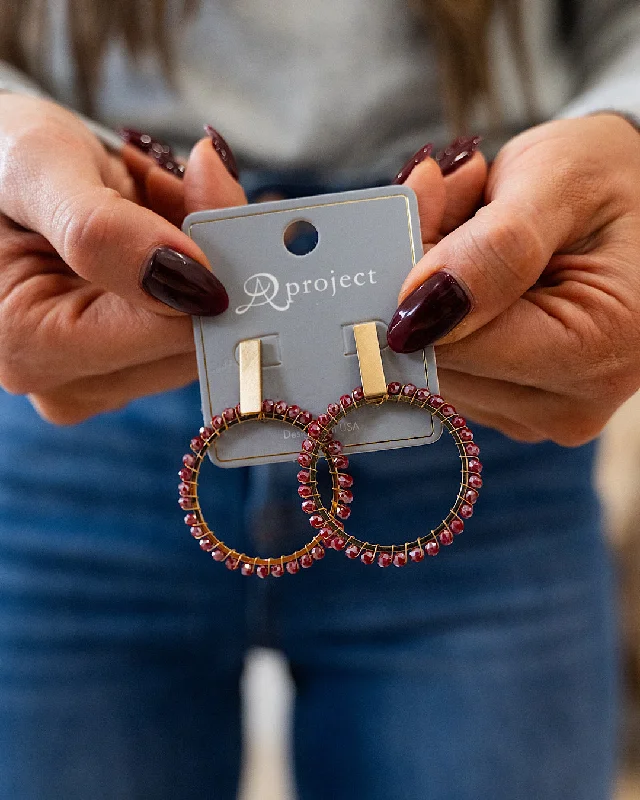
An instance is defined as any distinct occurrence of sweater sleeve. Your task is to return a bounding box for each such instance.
[559,0,640,119]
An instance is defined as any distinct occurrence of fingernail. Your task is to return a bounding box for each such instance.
[204,124,239,180]
[118,128,184,178]
[392,143,434,184]
[387,271,472,352]
[141,247,229,316]
[435,135,482,176]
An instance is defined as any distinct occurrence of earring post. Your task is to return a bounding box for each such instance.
[238,338,263,415]
[353,322,387,400]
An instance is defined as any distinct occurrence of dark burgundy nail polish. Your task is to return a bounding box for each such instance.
[119,128,184,178]
[392,143,434,184]
[387,271,472,352]
[204,124,239,180]
[435,135,482,176]
[141,246,228,316]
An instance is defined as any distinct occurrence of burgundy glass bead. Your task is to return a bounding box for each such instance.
[184,513,198,526]
[179,497,194,510]
[301,499,317,514]
[225,557,238,570]
[459,503,473,519]
[287,405,301,419]
[451,416,466,428]
[340,394,353,408]
[271,564,284,577]
[317,413,330,427]
[320,527,334,544]
[299,410,312,425]
[190,436,203,452]
[274,401,288,415]
[211,548,226,561]
[441,404,455,416]
[212,415,224,429]
[309,515,324,528]
[223,407,236,421]
[429,395,444,408]
[338,489,353,504]
[235,403,242,416]
[416,388,430,402]
[449,519,464,535]
[425,540,440,557]
[334,455,349,470]
[409,546,425,562]
[361,550,375,565]
[378,552,392,568]
[464,488,479,504]
[331,536,346,551]
[402,383,417,397]
[327,403,340,417]
[468,474,483,489]
[200,538,215,552]
[241,563,254,576]
[387,381,401,395]
[200,427,214,439]
[311,546,325,560]
[298,485,312,498]
[298,453,312,468]
[262,399,275,413]
[190,526,204,538]
[256,564,270,579]
[301,438,315,452]
[338,473,353,489]
[300,554,314,568]
[179,467,192,481]
[468,458,482,473]
[178,482,191,496]
[439,529,454,545]
[459,428,474,442]
[393,551,408,567]
[307,423,322,439]
[182,454,196,468]
[465,443,480,457]
[336,505,351,520]
[345,544,360,559]
[297,470,311,484]
[327,440,343,455]
[286,560,300,575]
[353,386,364,401]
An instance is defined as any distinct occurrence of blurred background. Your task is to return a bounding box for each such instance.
[237,391,640,800]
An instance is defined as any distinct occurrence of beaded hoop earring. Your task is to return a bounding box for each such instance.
[179,399,353,577]
[297,382,482,567]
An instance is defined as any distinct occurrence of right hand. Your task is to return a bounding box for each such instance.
[0,94,245,423]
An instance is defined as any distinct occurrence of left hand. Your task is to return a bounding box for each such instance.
[389,114,640,445]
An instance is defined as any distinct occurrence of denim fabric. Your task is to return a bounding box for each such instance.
[0,180,618,799]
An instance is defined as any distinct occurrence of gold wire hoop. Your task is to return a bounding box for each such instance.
[178,400,352,578]
[298,383,483,567]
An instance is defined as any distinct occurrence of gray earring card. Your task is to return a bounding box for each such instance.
[183,186,441,468]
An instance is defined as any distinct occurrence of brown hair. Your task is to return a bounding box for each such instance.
[0,0,533,134]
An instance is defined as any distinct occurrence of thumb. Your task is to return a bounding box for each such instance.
[387,198,556,352]
[183,129,247,214]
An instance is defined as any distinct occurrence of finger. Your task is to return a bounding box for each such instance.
[2,137,227,317]
[29,351,198,425]
[183,135,247,214]
[145,166,186,227]
[403,156,447,246]
[437,366,609,446]
[439,152,488,235]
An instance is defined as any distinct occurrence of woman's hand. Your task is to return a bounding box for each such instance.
[389,114,640,445]
[0,94,245,423]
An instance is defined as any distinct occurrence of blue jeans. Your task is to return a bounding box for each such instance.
[0,379,617,799]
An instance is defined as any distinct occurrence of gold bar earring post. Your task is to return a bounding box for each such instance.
[353,322,387,400]
[238,338,262,415]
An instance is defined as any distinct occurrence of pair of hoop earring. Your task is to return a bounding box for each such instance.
[178,323,482,577]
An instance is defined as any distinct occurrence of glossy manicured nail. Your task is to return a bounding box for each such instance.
[204,124,239,180]
[435,135,482,176]
[141,247,228,316]
[118,128,184,178]
[387,271,472,352]
[392,143,434,184]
